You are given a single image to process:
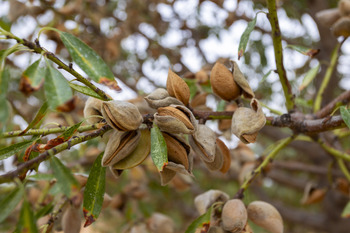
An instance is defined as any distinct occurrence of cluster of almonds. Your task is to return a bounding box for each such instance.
[83,60,265,184]
[316,0,350,37]
[194,190,283,233]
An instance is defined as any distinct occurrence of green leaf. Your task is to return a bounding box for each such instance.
[59,32,120,90]
[35,203,54,219]
[0,68,10,125]
[342,201,350,218]
[59,121,83,141]
[83,152,106,227]
[50,156,79,197]
[340,106,350,129]
[17,199,38,233]
[27,173,55,181]
[69,83,105,100]
[238,12,262,60]
[299,63,320,91]
[0,185,24,223]
[185,206,212,233]
[286,44,320,58]
[20,59,45,93]
[0,139,36,161]
[19,102,48,136]
[44,62,73,111]
[150,123,168,172]
[0,17,12,32]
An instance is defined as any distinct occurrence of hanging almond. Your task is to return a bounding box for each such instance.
[194,189,229,215]
[231,98,266,144]
[331,16,350,37]
[221,199,248,232]
[247,201,283,233]
[166,69,190,106]
[189,124,216,162]
[144,88,183,109]
[101,100,143,131]
[216,139,231,174]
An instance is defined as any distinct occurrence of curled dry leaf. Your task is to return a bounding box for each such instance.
[189,124,217,163]
[101,100,143,131]
[301,182,327,205]
[144,88,183,109]
[111,129,151,170]
[332,16,350,37]
[194,189,229,215]
[62,204,81,233]
[221,199,248,232]
[84,97,103,124]
[154,105,197,134]
[166,69,190,106]
[102,130,141,167]
[147,213,175,233]
[316,8,341,28]
[247,201,283,233]
[231,98,266,144]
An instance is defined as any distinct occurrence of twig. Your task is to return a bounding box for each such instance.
[266,0,294,111]
[0,125,111,184]
[314,42,342,113]
[337,158,350,182]
[234,136,295,199]
[315,90,350,118]
[3,32,111,101]
[318,139,350,162]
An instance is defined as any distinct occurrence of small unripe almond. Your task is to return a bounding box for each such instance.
[221,199,247,232]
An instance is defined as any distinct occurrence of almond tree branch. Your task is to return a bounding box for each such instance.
[0,125,112,184]
[1,30,111,101]
[315,90,350,118]
[266,0,295,111]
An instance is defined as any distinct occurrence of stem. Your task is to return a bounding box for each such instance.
[266,0,294,111]
[0,123,104,138]
[0,125,111,184]
[337,158,350,182]
[318,139,350,162]
[234,136,294,198]
[314,43,341,112]
[3,34,111,101]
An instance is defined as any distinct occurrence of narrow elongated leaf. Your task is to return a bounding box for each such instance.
[299,63,320,91]
[0,185,24,223]
[17,199,38,233]
[238,12,262,60]
[286,44,320,58]
[185,206,212,233]
[59,32,120,90]
[0,139,36,160]
[69,83,105,100]
[83,152,106,227]
[0,68,10,124]
[342,201,350,218]
[19,102,48,136]
[340,106,350,129]
[50,157,79,197]
[59,121,83,141]
[35,203,54,219]
[44,63,73,111]
[260,69,273,84]
[19,59,45,95]
[150,123,168,172]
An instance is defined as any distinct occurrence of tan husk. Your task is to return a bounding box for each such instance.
[217,139,231,173]
[332,16,350,37]
[160,167,177,186]
[221,199,248,232]
[147,213,175,233]
[231,60,255,99]
[210,62,240,101]
[101,100,143,131]
[154,105,197,134]
[195,69,209,84]
[166,69,190,105]
[102,130,141,167]
[339,0,350,16]
[84,97,103,124]
[191,92,208,108]
[204,139,225,171]
[194,189,229,215]
[231,98,266,144]
[247,201,283,233]
[144,88,183,109]
[162,132,190,170]
[189,124,217,162]
[316,8,342,27]
[112,129,151,170]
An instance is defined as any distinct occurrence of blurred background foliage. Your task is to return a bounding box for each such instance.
[1,0,350,232]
